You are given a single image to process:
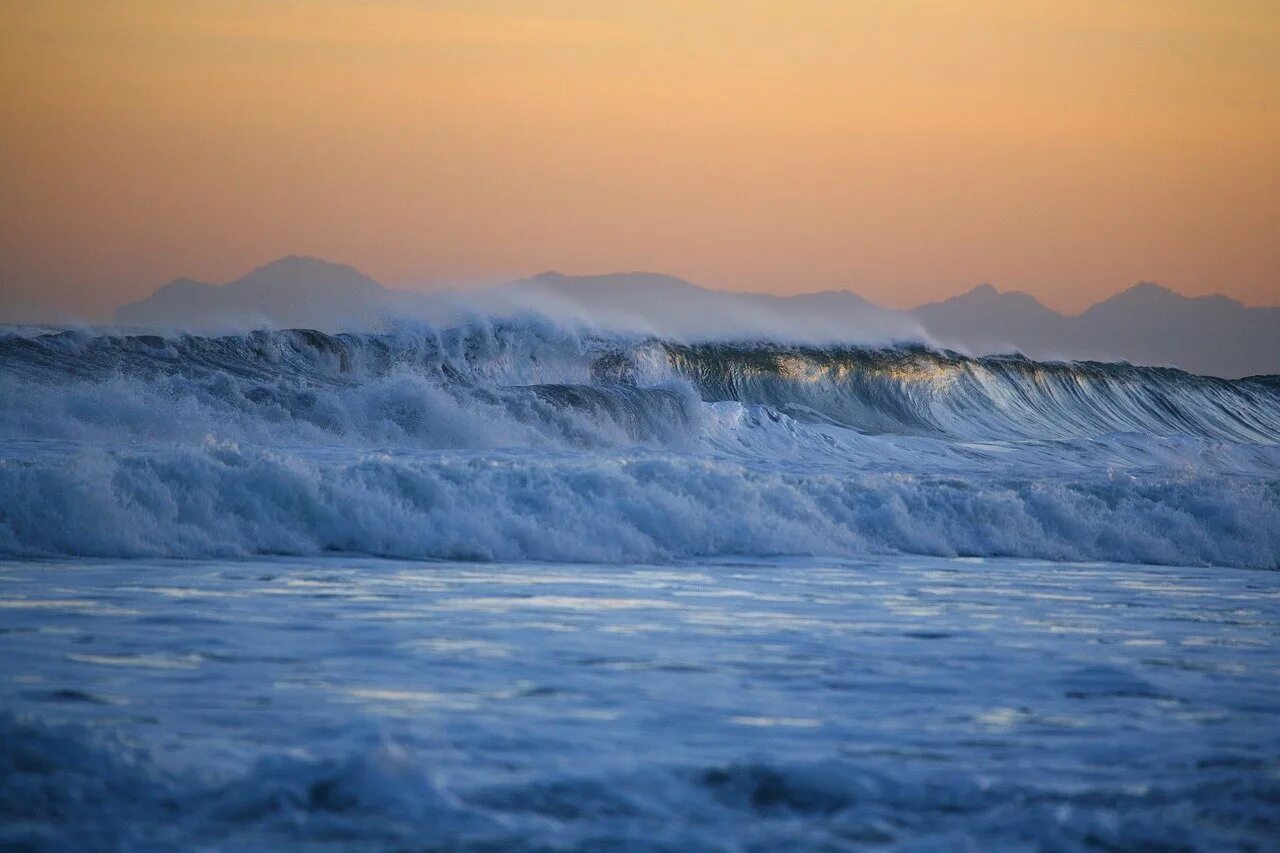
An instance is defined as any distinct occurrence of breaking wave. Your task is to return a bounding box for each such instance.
[1,322,1278,566]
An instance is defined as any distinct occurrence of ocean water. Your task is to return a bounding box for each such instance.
[2,555,1278,849]
[1,322,1278,848]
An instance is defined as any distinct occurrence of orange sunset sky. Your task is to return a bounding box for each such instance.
[2,0,1278,321]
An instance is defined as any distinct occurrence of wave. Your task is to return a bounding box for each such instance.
[2,443,1276,567]
[0,325,702,450]
[3,324,1278,447]
[1,321,1277,566]
[664,342,1280,443]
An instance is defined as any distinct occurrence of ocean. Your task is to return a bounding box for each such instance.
[1,323,1278,849]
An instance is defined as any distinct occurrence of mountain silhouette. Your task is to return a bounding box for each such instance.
[914,284,1071,357]
[913,281,1279,378]
[115,256,387,330]
[113,257,1278,377]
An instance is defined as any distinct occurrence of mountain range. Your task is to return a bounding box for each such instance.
[113,256,1279,378]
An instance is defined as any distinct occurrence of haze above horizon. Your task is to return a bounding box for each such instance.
[3,1,1278,321]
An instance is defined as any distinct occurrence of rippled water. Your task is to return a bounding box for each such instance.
[3,555,1277,849]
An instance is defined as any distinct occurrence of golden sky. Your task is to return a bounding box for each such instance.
[2,0,1278,319]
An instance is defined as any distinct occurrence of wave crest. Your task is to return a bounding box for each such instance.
[2,321,1277,566]
[3,323,1277,447]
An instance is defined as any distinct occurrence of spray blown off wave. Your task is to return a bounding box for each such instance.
[2,322,1278,566]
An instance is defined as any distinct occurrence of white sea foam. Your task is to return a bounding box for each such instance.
[1,320,1277,567]
[0,443,1275,567]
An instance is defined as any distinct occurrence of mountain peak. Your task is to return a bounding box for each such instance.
[916,282,1054,316]
[1120,281,1177,299]
[1081,281,1251,322]
[1086,281,1234,313]
[265,253,329,268]
[116,256,386,330]
[236,254,374,281]
[223,255,384,297]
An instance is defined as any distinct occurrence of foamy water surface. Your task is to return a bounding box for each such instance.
[2,555,1278,849]
[2,322,1278,848]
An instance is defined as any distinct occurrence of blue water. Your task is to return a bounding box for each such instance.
[2,323,1278,848]
[2,555,1278,849]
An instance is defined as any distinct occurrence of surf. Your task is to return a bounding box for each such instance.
[1,320,1277,567]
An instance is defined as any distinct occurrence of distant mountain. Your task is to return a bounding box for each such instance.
[113,256,1278,377]
[913,284,1072,357]
[911,282,1280,378]
[115,256,388,330]
[1071,283,1280,378]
